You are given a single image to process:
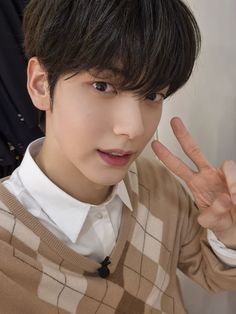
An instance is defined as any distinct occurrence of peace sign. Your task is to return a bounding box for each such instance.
[152,117,236,247]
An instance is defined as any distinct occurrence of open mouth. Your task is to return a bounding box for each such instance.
[97,149,133,166]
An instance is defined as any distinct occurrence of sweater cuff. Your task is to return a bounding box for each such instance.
[207,229,236,267]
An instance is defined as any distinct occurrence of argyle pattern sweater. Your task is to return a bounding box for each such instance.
[0,158,236,314]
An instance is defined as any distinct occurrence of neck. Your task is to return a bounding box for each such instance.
[34,149,113,205]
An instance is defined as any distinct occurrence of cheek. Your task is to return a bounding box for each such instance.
[53,109,80,138]
[143,106,163,138]
[51,102,108,146]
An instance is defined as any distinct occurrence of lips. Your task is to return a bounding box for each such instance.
[97,149,134,166]
[100,149,134,155]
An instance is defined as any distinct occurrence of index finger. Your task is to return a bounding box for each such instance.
[222,160,236,204]
[171,117,212,170]
[151,140,194,182]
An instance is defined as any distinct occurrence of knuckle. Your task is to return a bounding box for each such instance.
[188,145,201,156]
[174,159,186,177]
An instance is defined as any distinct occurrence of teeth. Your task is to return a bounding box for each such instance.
[110,152,125,156]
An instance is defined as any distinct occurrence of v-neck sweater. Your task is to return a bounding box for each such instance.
[3,137,133,263]
[0,157,236,314]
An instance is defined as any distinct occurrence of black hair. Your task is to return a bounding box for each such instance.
[23,0,201,102]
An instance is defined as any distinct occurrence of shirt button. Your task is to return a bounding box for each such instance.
[97,213,103,219]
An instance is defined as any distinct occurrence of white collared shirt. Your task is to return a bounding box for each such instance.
[3,138,236,266]
[3,138,133,263]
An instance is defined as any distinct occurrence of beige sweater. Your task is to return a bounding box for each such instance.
[0,158,235,314]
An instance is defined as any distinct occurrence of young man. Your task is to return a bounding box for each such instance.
[0,1,236,313]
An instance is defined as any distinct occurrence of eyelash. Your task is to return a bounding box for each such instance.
[146,93,165,102]
[92,81,165,103]
[92,81,115,93]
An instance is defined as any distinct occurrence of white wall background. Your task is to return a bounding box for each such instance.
[144,0,236,313]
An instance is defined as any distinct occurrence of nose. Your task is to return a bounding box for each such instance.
[112,94,144,139]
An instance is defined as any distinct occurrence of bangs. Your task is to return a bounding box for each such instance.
[64,0,201,98]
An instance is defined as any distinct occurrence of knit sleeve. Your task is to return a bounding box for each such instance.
[177,183,236,292]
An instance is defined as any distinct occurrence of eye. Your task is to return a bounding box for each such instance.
[92,81,115,93]
[146,92,165,102]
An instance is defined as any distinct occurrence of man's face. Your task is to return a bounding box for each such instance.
[35,68,167,187]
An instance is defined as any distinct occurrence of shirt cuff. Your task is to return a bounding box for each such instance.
[207,229,236,267]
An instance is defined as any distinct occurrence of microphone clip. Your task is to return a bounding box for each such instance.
[97,256,111,278]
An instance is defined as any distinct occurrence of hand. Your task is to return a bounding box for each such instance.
[152,117,236,248]
[221,160,236,205]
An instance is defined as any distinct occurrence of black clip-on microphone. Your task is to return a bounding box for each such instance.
[97,256,111,278]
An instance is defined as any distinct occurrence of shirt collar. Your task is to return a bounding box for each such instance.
[18,137,133,243]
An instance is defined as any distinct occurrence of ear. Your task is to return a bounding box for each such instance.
[27,57,51,111]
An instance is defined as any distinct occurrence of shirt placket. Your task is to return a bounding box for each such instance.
[93,206,116,258]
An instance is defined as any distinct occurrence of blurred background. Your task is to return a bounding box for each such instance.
[0,0,43,178]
